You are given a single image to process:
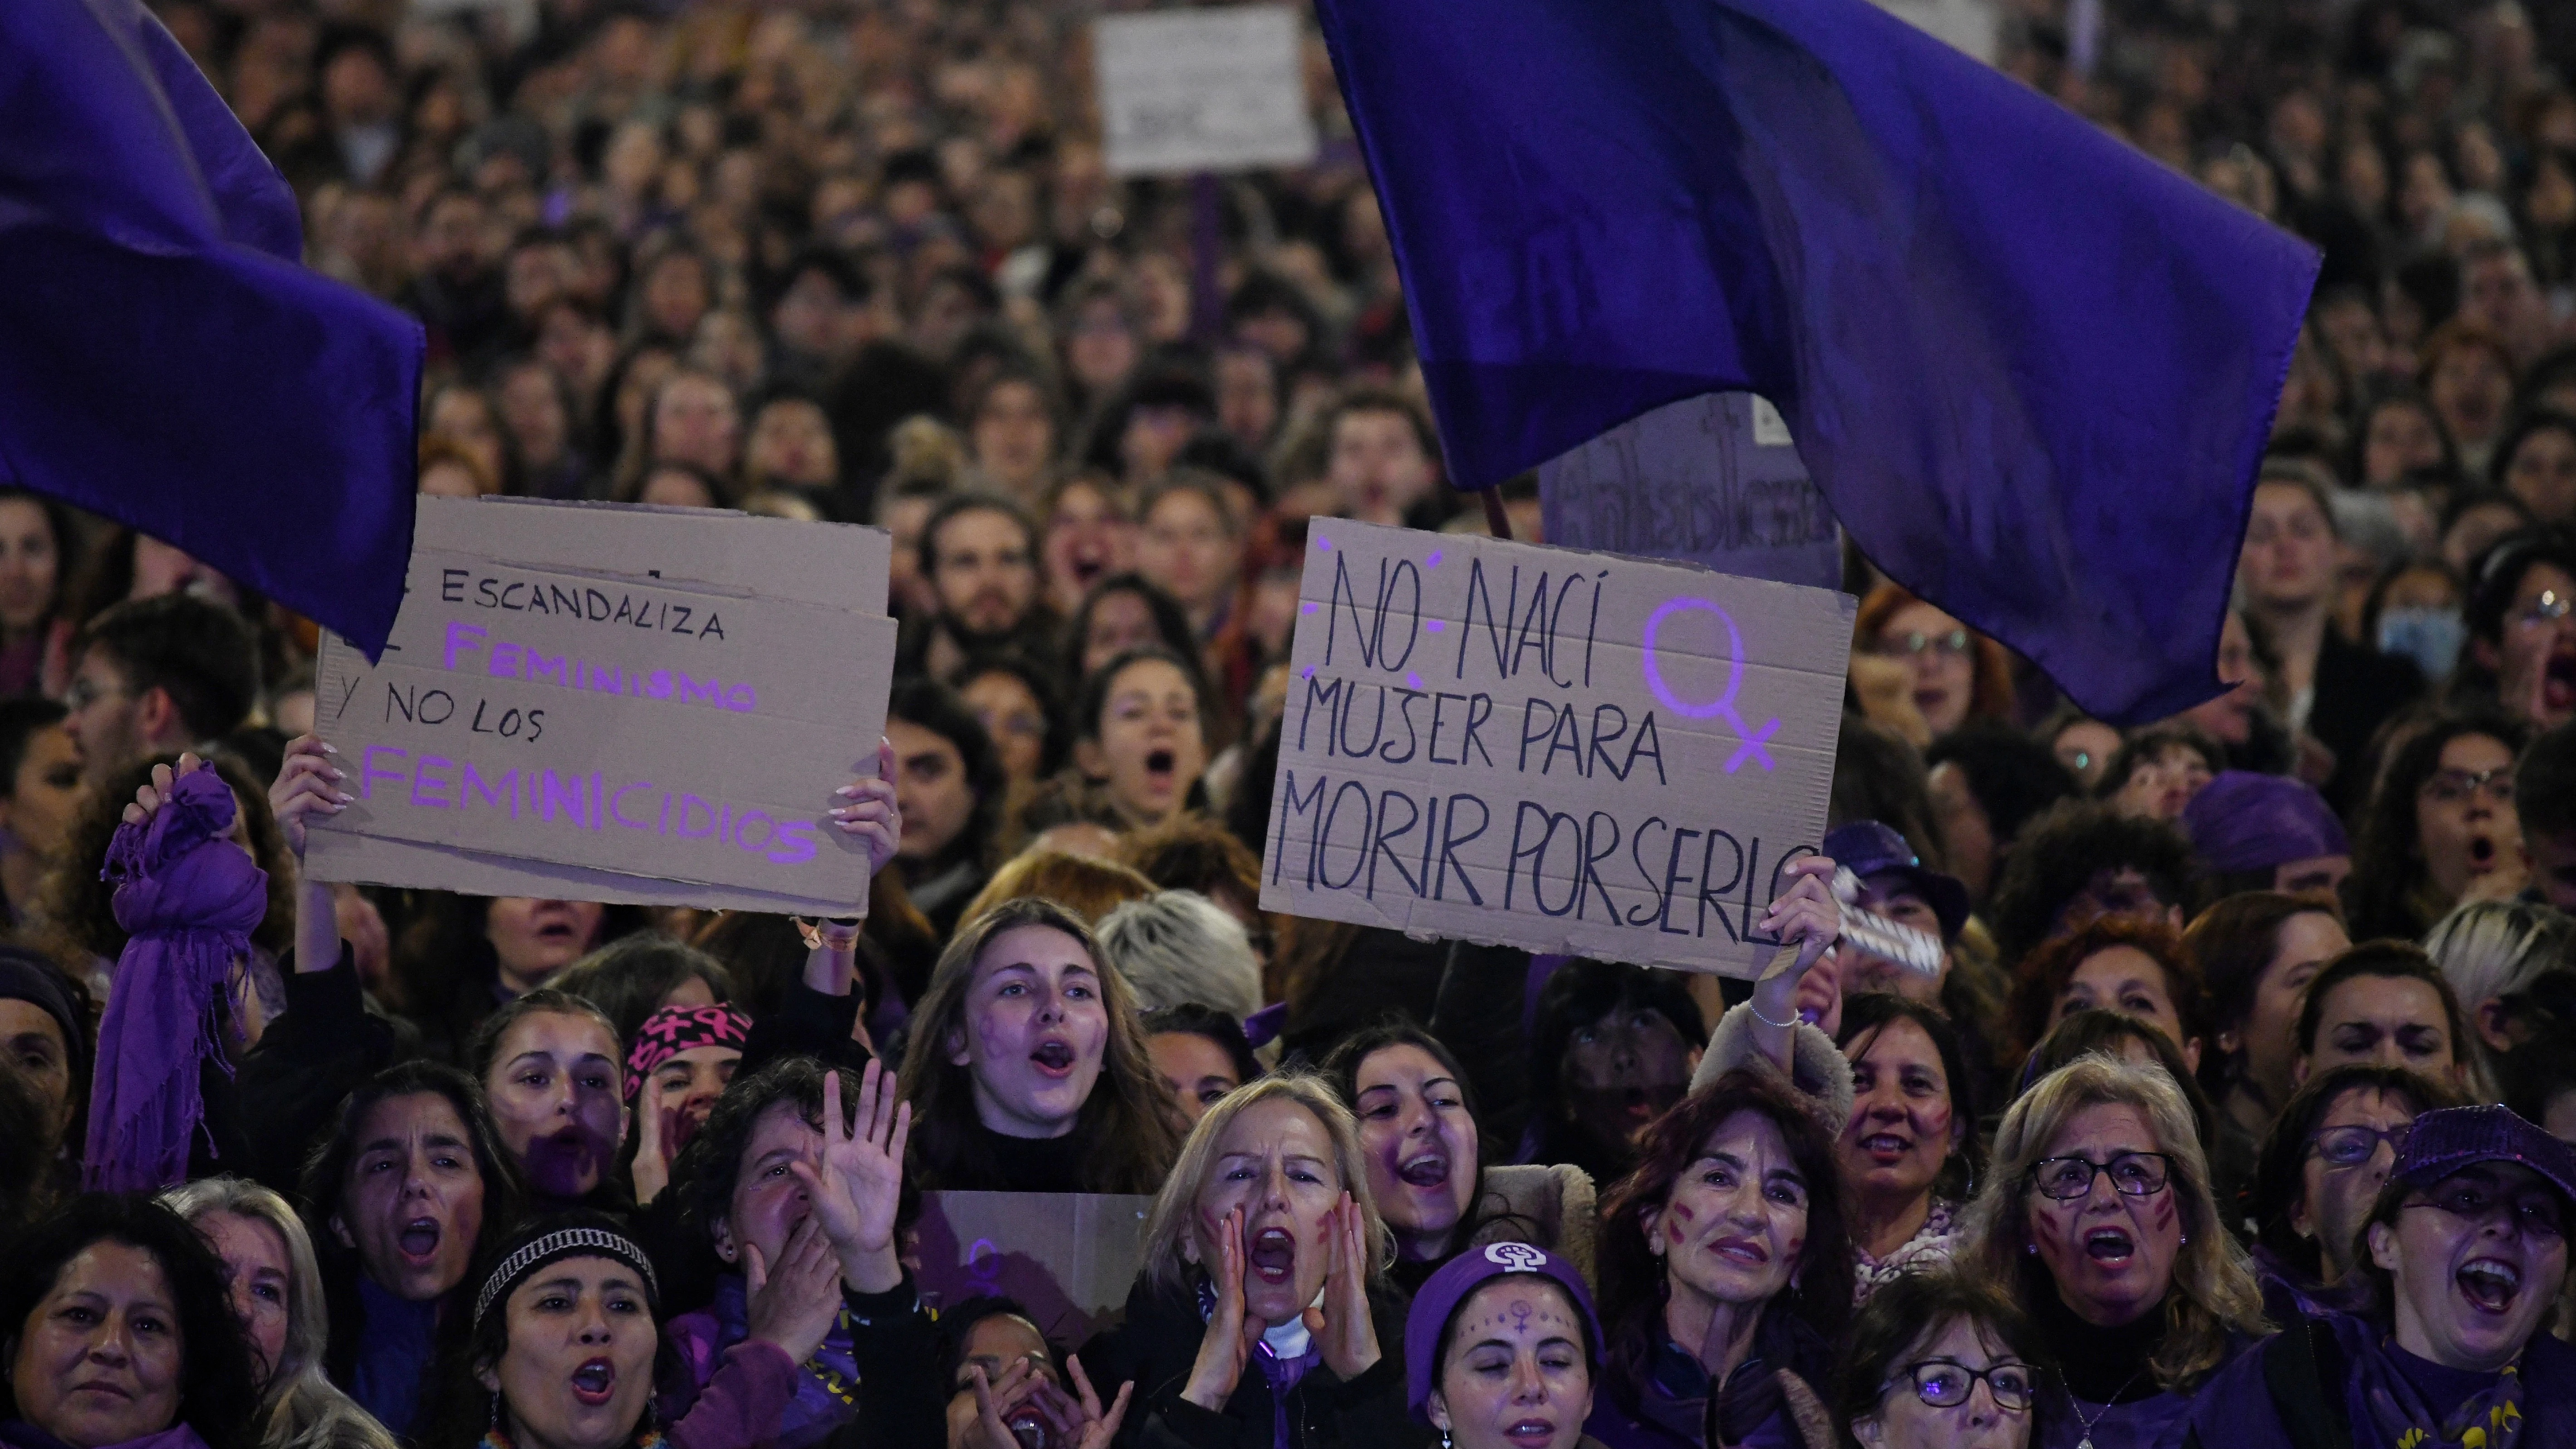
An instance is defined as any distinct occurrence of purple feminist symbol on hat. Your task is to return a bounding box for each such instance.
[1641,596,1778,772]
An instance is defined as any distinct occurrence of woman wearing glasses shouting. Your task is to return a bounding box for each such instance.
[1957,1056,2267,1449]
[1835,1272,2044,1449]
[2187,1104,2576,1448]
[2344,712,2530,943]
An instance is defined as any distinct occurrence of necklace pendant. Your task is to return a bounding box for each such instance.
[2076,1440,2091,1449]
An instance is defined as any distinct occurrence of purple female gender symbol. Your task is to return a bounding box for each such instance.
[1640,597,1780,773]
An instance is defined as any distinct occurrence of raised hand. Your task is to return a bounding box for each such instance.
[1302,1193,1381,1380]
[1052,1356,1132,1449]
[266,735,350,857]
[742,1214,844,1367]
[122,752,210,827]
[1758,855,1841,972]
[630,1071,672,1207]
[829,738,902,879]
[789,1061,909,1294]
[1180,1208,1265,1411]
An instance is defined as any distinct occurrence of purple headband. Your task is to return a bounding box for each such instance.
[1403,1242,1603,1421]
[2182,771,2348,875]
[625,1003,751,1099]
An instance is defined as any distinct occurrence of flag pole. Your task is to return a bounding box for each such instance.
[1477,486,1511,540]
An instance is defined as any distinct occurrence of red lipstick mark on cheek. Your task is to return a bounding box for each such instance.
[1673,1203,1694,1221]
[1668,1219,1685,1244]
[2148,1194,2178,1235]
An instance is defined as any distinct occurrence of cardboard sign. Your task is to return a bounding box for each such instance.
[1539,393,1842,591]
[1258,521,1852,977]
[306,497,897,916]
[1095,5,1319,177]
[913,1192,1155,1345]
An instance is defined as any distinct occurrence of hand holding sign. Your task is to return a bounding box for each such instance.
[827,738,902,880]
[269,735,350,857]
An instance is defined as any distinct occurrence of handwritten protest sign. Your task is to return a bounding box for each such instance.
[914,1192,1154,1345]
[1540,393,1841,591]
[1260,521,1852,977]
[306,497,898,916]
[1095,5,1318,177]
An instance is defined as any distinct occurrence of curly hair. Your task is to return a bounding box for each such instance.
[2011,914,2209,1062]
[39,752,296,965]
[1985,800,2196,970]
[0,1193,264,1449]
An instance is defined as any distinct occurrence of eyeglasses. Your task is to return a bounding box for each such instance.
[2028,1152,2172,1201]
[2306,1122,2412,1169]
[2419,767,2514,807]
[1887,1359,2036,1412]
[1873,629,1972,660]
[2404,1181,2566,1239]
[2512,589,2573,632]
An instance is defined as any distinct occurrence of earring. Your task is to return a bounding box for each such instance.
[1441,1432,1454,1449]
[2024,1242,2036,1256]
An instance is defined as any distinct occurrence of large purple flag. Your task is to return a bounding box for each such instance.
[0,0,420,657]
[1315,0,2320,724]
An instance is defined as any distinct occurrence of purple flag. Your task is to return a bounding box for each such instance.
[0,0,420,658]
[1315,0,2320,724]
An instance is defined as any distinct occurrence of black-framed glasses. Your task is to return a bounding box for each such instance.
[2028,1152,2172,1201]
[1888,1359,2036,1412]
[1873,628,1971,659]
[2306,1123,2412,1169]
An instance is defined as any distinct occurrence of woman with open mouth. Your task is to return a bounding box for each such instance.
[2456,530,2576,735]
[1080,1074,1406,1449]
[298,1062,525,1443]
[1070,647,1210,831]
[0,1194,262,1449]
[895,897,1179,1194]
[419,1213,798,1449]
[2244,1063,2468,1319]
[2187,1105,2576,1447]
[1326,1023,1596,1295]
[1586,1070,1851,1449]
[1406,1242,1606,1449]
[1957,1056,2265,1449]
[469,992,631,1214]
[1832,1272,2044,1449]
[2343,711,2530,944]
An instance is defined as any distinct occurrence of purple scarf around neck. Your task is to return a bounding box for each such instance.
[82,768,268,1192]
[2332,1314,2528,1449]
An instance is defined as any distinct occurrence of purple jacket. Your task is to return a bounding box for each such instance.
[658,1336,799,1449]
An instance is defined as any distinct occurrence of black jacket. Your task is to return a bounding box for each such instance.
[1078,1275,1427,1449]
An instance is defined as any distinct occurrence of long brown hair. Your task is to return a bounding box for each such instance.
[894,895,1179,1193]
[1595,1071,1851,1395]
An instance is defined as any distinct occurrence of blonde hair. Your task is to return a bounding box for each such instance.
[162,1177,399,1449]
[1139,1073,1392,1297]
[1958,1054,2267,1390]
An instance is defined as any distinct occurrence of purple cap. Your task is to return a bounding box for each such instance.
[1821,820,1969,943]
[2181,771,2348,876]
[2391,1105,2576,1206]
[1403,1242,1603,1421]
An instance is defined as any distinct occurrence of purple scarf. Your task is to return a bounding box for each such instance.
[2332,1314,2528,1449]
[82,768,267,1192]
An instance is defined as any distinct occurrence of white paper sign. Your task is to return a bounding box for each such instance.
[1095,4,1319,176]
[1540,393,1841,591]
[1258,521,1853,977]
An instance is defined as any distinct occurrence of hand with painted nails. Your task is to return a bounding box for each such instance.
[122,752,211,828]
[268,733,350,858]
[1748,855,1843,1061]
[828,738,901,878]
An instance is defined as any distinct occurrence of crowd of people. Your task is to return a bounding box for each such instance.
[14,0,2576,1448]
